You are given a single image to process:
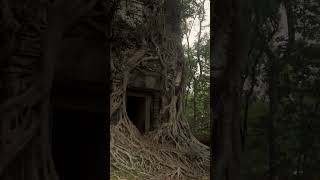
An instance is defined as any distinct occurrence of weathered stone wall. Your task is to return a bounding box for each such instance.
[111,0,164,127]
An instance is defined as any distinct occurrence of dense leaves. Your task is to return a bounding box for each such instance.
[181,0,210,140]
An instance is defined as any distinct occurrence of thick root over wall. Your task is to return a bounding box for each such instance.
[110,108,210,180]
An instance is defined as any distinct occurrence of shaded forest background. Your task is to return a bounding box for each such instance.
[182,0,320,179]
[209,0,320,179]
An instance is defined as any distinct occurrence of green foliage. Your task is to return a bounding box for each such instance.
[181,0,210,139]
[180,0,199,19]
[183,37,210,136]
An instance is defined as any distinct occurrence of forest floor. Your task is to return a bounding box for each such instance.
[111,162,210,179]
[110,119,210,180]
[110,165,209,180]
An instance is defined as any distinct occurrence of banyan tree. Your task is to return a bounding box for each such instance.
[110,0,209,179]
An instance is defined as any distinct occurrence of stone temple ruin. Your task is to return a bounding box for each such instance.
[111,0,164,133]
[126,73,161,134]
[125,46,162,133]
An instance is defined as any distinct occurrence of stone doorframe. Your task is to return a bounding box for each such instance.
[126,90,151,133]
[126,88,160,133]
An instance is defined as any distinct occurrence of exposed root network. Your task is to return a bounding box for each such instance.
[110,110,209,180]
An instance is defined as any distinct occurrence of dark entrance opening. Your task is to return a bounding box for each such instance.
[126,91,152,134]
[51,108,105,180]
[126,96,146,133]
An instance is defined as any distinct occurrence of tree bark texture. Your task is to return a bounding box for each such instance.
[0,0,109,179]
[211,0,251,179]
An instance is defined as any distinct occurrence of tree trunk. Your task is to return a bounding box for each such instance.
[267,2,296,179]
[211,0,251,179]
[194,78,197,125]
[0,0,107,179]
[267,50,278,180]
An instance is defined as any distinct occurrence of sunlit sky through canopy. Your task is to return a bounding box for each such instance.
[182,0,210,46]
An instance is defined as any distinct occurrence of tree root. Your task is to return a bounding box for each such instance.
[111,109,209,180]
